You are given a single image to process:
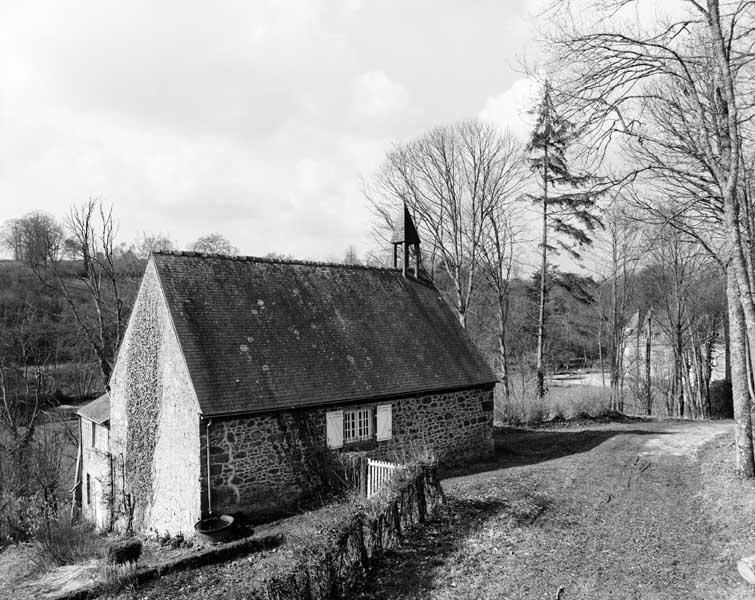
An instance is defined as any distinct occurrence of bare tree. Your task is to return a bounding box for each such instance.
[1,212,63,266]
[595,199,643,411]
[479,134,527,401]
[545,0,755,476]
[367,120,524,329]
[135,232,175,258]
[0,304,54,497]
[343,246,361,265]
[21,201,133,387]
[189,233,238,255]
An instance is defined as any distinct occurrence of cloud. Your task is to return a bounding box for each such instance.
[0,1,545,261]
[479,78,541,141]
[352,70,409,118]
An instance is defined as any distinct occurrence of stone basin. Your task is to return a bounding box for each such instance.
[194,514,235,544]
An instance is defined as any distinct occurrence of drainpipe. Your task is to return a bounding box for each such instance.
[205,418,213,515]
[70,416,83,521]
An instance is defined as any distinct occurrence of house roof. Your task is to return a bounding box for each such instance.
[151,252,496,417]
[76,394,110,425]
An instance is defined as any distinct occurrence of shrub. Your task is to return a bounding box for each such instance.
[547,386,613,420]
[34,515,100,566]
[494,385,548,424]
[495,383,613,424]
[101,560,138,592]
[709,380,733,419]
[0,492,47,546]
[107,537,142,565]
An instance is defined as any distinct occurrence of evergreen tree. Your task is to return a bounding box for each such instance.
[526,80,603,398]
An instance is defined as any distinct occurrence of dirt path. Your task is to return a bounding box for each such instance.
[352,419,738,600]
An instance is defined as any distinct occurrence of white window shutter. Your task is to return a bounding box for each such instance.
[376,404,392,441]
[326,411,344,449]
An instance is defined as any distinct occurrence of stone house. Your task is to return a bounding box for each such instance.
[75,217,496,536]
[623,311,726,383]
[76,394,111,530]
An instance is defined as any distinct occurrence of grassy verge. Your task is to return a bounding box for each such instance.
[495,384,615,424]
[697,434,755,599]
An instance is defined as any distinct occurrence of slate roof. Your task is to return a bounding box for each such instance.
[151,252,497,417]
[76,394,110,425]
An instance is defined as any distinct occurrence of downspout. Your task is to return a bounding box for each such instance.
[205,418,213,516]
[70,416,83,521]
[105,388,114,530]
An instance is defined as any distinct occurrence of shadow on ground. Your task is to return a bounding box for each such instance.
[441,426,671,478]
[351,496,509,599]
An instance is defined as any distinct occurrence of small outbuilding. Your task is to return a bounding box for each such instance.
[76,217,496,535]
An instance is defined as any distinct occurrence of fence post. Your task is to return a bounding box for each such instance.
[360,455,368,497]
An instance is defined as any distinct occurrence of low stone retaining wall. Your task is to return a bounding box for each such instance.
[258,461,444,600]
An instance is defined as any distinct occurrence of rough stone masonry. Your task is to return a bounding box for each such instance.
[201,386,494,518]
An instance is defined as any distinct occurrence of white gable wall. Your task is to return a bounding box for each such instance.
[108,257,201,536]
[148,287,202,536]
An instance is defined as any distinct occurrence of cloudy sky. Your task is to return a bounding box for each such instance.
[1,0,545,260]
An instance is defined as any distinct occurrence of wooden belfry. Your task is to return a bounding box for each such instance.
[391,205,421,278]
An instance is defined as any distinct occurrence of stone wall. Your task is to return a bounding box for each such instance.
[203,385,493,519]
[147,288,202,537]
[201,410,328,519]
[80,418,111,530]
[108,258,202,536]
[373,387,494,467]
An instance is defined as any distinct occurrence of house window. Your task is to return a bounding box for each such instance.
[86,473,91,505]
[344,407,372,443]
[91,421,96,448]
[326,404,392,449]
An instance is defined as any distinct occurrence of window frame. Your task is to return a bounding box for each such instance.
[343,406,373,444]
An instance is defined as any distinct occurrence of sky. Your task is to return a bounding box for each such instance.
[0,0,546,261]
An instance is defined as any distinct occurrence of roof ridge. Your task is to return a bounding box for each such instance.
[152,250,406,273]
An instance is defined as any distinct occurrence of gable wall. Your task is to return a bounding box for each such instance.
[202,386,493,520]
[148,296,202,536]
[108,258,201,536]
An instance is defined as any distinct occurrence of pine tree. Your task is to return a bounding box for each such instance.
[526,80,603,398]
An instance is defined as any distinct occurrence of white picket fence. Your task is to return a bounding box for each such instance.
[366,458,402,498]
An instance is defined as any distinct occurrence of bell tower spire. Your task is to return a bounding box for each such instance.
[391,204,421,278]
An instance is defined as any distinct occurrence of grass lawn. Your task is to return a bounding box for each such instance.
[352,419,748,600]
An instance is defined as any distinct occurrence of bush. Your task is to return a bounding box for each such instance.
[107,537,142,565]
[495,383,613,424]
[35,515,100,566]
[709,380,733,419]
[102,560,138,592]
[0,492,47,546]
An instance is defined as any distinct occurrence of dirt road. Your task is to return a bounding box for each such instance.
[353,419,743,600]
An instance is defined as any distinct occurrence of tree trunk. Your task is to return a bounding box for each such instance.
[536,149,549,399]
[675,327,685,418]
[499,334,511,401]
[645,312,653,416]
[727,270,755,477]
[725,303,732,381]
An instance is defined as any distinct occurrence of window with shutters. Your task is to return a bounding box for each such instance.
[344,407,372,443]
[327,404,392,448]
